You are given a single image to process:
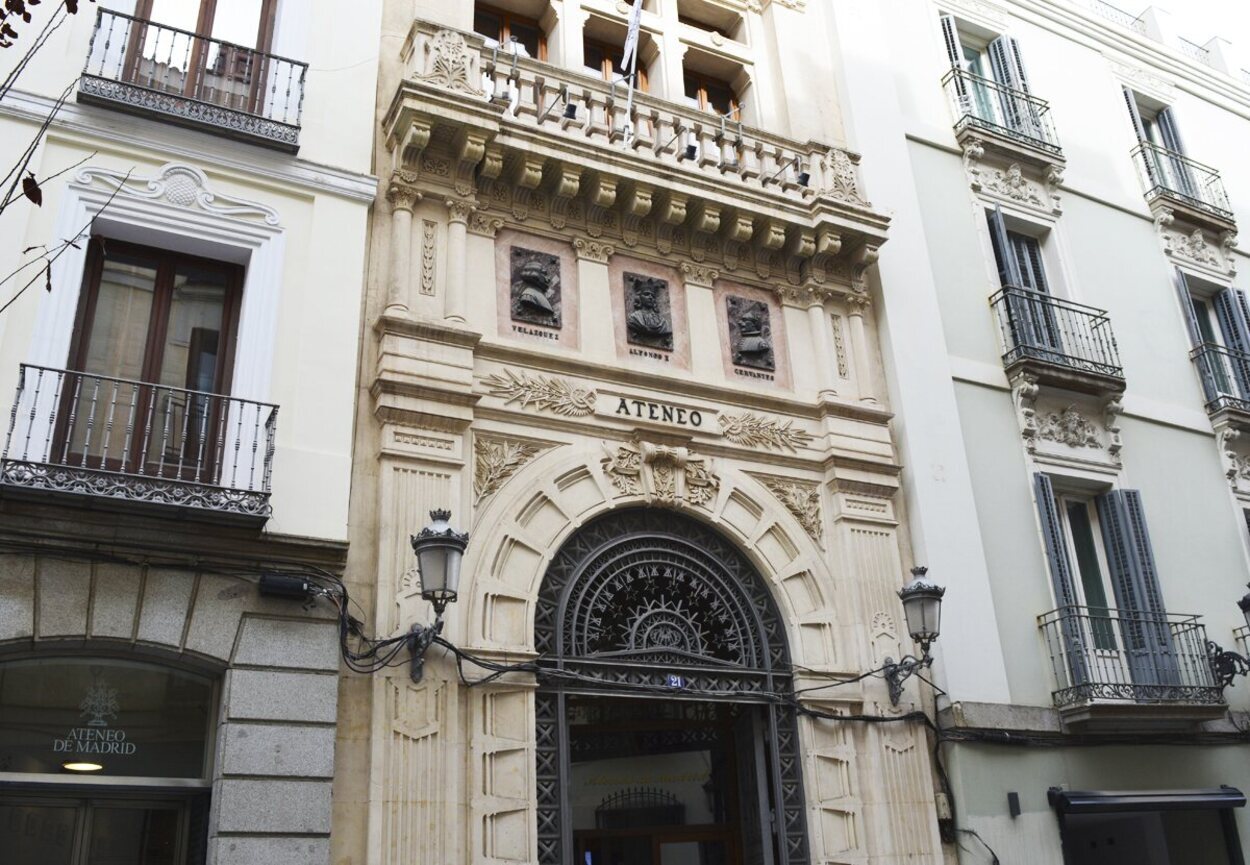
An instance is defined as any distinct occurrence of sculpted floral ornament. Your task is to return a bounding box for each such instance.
[1171,229,1222,267]
[1038,407,1101,449]
[77,163,280,226]
[984,163,1045,207]
[602,440,719,507]
[417,29,483,95]
[756,475,823,542]
[473,435,554,505]
[819,147,867,205]
[718,412,813,452]
[483,370,596,416]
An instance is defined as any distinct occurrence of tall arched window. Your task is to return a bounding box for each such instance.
[534,509,809,865]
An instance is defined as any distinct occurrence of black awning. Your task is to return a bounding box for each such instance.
[1048,786,1247,814]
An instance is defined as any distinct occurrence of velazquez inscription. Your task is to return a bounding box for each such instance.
[625,273,673,351]
[727,296,774,371]
[510,247,561,328]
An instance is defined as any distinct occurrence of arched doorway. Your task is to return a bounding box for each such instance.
[534,508,809,865]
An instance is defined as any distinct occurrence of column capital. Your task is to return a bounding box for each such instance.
[572,237,615,263]
[445,198,476,224]
[386,180,422,213]
[678,261,720,287]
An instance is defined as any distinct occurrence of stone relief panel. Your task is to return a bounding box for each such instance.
[727,296,775,371]
[1013,374,1123,471]
[624,273,674,351]
[962,139,1062,215]
[495,229,579,350]
[608,256,690,369]
[601,440,719,507]
[474,434,558,506]
[715,281,791,387]
[1154,208,1238,278]
[510,247,562,328]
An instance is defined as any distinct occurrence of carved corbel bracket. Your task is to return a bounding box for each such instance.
[620,182,653,248]
[962,137,987,191]
[453,127,490,196]
[1218,424,1242,485]
[1102,394,1124,466]
[850,242,880,292]
[1012,371,1041,452]
[1045,164,1064,213]
[543,163,583,230]
[394,120,433,173]
[584,173,619,238]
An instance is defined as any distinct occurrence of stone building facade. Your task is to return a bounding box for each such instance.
[330,1,949,863]
[0,2,379,863]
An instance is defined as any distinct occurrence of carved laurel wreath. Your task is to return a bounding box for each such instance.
[483,370,596,417]
[718,412,813,452]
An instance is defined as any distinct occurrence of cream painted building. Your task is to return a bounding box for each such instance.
[0,1,378,863]
[825,0,1250,861]
[331,1,953,864]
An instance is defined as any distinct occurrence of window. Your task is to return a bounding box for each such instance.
[683,69,738,119]
[0,656,215,865]
[986,206,1064,353]
[584,37,648,91]
[61,240,242,476]
[676,0,744,41]
[1175,270,1250,405]
[939,15,1041,138]
[474,4,546,60]
[1059,496,1116,650]
[137,0,278,51]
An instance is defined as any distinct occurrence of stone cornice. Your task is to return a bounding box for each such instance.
[0,89,379,203]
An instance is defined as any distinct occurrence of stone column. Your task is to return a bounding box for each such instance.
[384,180,421,317]
[807,292,838,399]
[679,263,722,381]
[846,295,877,405]
[573,238,616,362]
[444,199,474,324]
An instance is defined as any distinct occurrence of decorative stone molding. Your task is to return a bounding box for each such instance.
[1013,371,1041,453]
[1155,208,1236,276]
[831,313,849,377]
[473,435,555,505]
[679,261,720,287]
[1109,59,1176,104]
[818,147,867,206]
[1037,407,1101,449]
[1103,396,1124,465]
[483,370,596,416]
[601,440,720,507]
[984,163,1045,207]
[415,29,483,95]
[963,141,1061,214]
[571,237,616,263]
[718,412,813,452]
[755,474,823,542]
[941,0,1009,28]
[445,198,475,224]
[467,212,506,237]
[419,220,437,295]
[77,162,281,226]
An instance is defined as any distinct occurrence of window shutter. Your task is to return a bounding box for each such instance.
[1096,490,1178,686]
[988,35,1030,92]
[938,14,963,67]
[1214,288,1250,398]
[1155,107,1186,155]
[1175,270,1219,402]
[1034,474,1088,685]
[986,206,1023,288]
[1122,87,1148,141]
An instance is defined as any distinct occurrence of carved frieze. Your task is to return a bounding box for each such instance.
[1038,407,1101,449]
[510,246,562,328]
[473,435,554,505]
[962,140,1061,214]
[602,440,719,507]
[718,412,813,452]
[483,370,595,416]
[624,273,674,351]
[415,29,482,95]
[727,296,775,371]
[756,475,823,542]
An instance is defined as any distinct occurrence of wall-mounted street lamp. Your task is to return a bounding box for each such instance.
[884,567,945,706]
[1207,584,1250,688]
[408,510,469,682]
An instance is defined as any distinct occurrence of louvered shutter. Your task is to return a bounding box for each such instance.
[1174,270,1219,403]
[987,207,1037,351]
[940,14,969,110]
[1034,474,1088,686]
[1122,87,1148,141]
[1156,107,1186,154]
[1155,107,1197,197]
[1214,288,1250,399]
[1096,490,1179,686]
[988,35,1030,133]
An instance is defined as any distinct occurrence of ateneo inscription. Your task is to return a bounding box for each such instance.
[726,296,774,371]
[601,395,710,429]
[510,246,561,328]
[625,273,673,351]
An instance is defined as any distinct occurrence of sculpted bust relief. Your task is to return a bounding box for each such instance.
[624,273,673,350]
[510,247,561,328]
[727,296,775,371]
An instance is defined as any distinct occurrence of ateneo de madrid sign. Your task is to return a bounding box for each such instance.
[52,677,138,756]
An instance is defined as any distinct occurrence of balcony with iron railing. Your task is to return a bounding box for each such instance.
[1190,342,1250,423]
[941,67,1062,162]
[1039,605,1227,724]
[1,365,277,521]
[991,288,1124,393]
[1132,141,1234,229]
[79,9,307,151]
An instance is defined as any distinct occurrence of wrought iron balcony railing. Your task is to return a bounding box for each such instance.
[991,287,1123,380]
[1132,142,1233,222]
[1039,606,1225,709]
[1190,342,1250,415]
[1,365,276,519]
[941,67,1061,155]
[80,9,307,151]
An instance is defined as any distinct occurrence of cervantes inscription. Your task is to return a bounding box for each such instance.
[727,296,774,371]
[625,273,673,351]
[510,246,561,328]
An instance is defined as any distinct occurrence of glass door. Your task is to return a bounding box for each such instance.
[0,797,191,865]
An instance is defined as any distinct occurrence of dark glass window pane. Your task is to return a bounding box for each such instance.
[473,9,502,41]
[0,803,77,865]
[88,806,180,865]
[0,658,213,779]
[1066,501,1115,651]
[683,72,701,102]
[703,80,735,116]
[510,20,541,58]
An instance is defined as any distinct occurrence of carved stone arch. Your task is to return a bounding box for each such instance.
[458,443,840,672]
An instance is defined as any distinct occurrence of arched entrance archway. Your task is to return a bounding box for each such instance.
[534,508,810,865]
